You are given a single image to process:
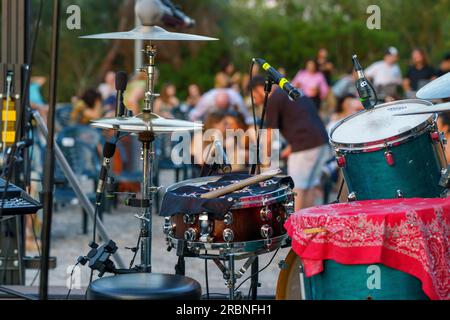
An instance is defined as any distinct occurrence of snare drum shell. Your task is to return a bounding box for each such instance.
[339,131,445,200]
[171,202,288,243]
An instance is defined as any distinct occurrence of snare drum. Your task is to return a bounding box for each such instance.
[330,99,447,200]
[163,175,294,253]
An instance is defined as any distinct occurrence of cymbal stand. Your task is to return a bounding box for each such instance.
[132,45,159,271]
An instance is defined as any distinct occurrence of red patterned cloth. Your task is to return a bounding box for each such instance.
[285,198,450,300]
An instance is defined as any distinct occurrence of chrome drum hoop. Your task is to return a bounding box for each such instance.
[167,234,289,257]
[330,99,436,153]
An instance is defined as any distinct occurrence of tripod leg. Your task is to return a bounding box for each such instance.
[250,256,259,300]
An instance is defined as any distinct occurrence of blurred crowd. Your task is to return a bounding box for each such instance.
[29,47,450,211]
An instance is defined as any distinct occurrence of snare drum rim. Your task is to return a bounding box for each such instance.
[330,99,436,153]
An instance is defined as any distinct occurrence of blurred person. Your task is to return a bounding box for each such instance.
[215,60,241,91]
[185,83,202,109]
[293,59,329,110]
[154,82,180,119]
[249,75,329,210]
[403,49,436,97]
[332,69,359,99]
[436,53,450,77]
[189,88,252,124]
[316,48,334,85]
[29,76,49,119]
[223,111,251,173]
[70,89,103,125]
[327,94,363,133]
[437,112,450,162]
[365,47,403,99]
[124,70,157,115]
[98,71,117,117]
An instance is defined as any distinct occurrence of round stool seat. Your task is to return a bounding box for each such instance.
[86,273,202,300]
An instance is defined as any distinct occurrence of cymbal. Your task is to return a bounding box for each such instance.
[90,113,203,133]
[393,102,450,116]
[416,72,450,100]
[80,25,218,41]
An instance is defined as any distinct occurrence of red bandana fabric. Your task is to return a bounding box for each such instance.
[285,198,450,300]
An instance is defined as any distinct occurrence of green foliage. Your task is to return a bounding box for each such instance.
[30,0,450,102]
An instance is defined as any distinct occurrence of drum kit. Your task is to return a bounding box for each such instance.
[78,6,297,301]
[78,3,450,300]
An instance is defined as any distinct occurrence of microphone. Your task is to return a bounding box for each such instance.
[96,71,128,204]
[213,140,232,174]
[95,141,116,205]
[352,54,376,110]
[253,58,303,101]
[115,71,128,117]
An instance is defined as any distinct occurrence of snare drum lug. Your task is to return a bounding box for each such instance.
[223,228,234,242]
[260,207,273,221]
[396,190,404,198]
[184,228,197,241]
[183,214,195,224]
[260,225,273,239]
[223,212,233,225]
[384,151,395,166]
[348,192,357,202]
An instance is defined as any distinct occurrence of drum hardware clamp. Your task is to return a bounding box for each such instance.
[396,190,404,198]
[439,166,450,188]
[348,192,357,202]
[134,213,150,223]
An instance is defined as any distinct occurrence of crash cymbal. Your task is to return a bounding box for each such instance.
[416,72,450,100]
[80,25,218,41]
[90,113,203,133]
[393,102,450,116]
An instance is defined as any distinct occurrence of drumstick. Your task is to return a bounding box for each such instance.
[200,168,282,199]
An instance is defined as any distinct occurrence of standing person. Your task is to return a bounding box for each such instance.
[436,53,450,77]
[185,83,202,109]
[154,82,179,119]
[249,75,329,210]
[292,59,329,110]
[316,48,334,85]
[365,47,403,99]
[403,49,436,97]
[215,60,241,92]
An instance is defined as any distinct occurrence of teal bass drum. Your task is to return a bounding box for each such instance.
[305,99,447,300]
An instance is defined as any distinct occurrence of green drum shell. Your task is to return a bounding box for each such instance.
[336,127,446,200]
[305,260,428,300]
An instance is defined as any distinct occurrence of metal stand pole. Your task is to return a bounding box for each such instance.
[228,255,236,300]
[32,111,125,269]
[39,0,60,300]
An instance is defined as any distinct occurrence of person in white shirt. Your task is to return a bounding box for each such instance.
[189,88,253,124]
[365,47,403,99]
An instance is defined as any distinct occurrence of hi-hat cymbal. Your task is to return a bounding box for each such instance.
[80,25,218,41]
[416,72,450,100]
[393,102,450,116]
[90,113,203,133]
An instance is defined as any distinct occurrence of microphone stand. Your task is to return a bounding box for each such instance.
[251,76,274,175]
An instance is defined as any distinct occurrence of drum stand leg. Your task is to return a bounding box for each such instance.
[227,255,236,300]
[299,263,306,300]
[250,256,259,300]
[175,256,185,276]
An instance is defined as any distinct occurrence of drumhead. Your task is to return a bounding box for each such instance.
[166,175,292,209]
[330,99,434,146]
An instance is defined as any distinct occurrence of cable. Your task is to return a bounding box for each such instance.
[65,261,80,300]
[204,255,210,300]
[128,234,141,269]
[234,248,279,293]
